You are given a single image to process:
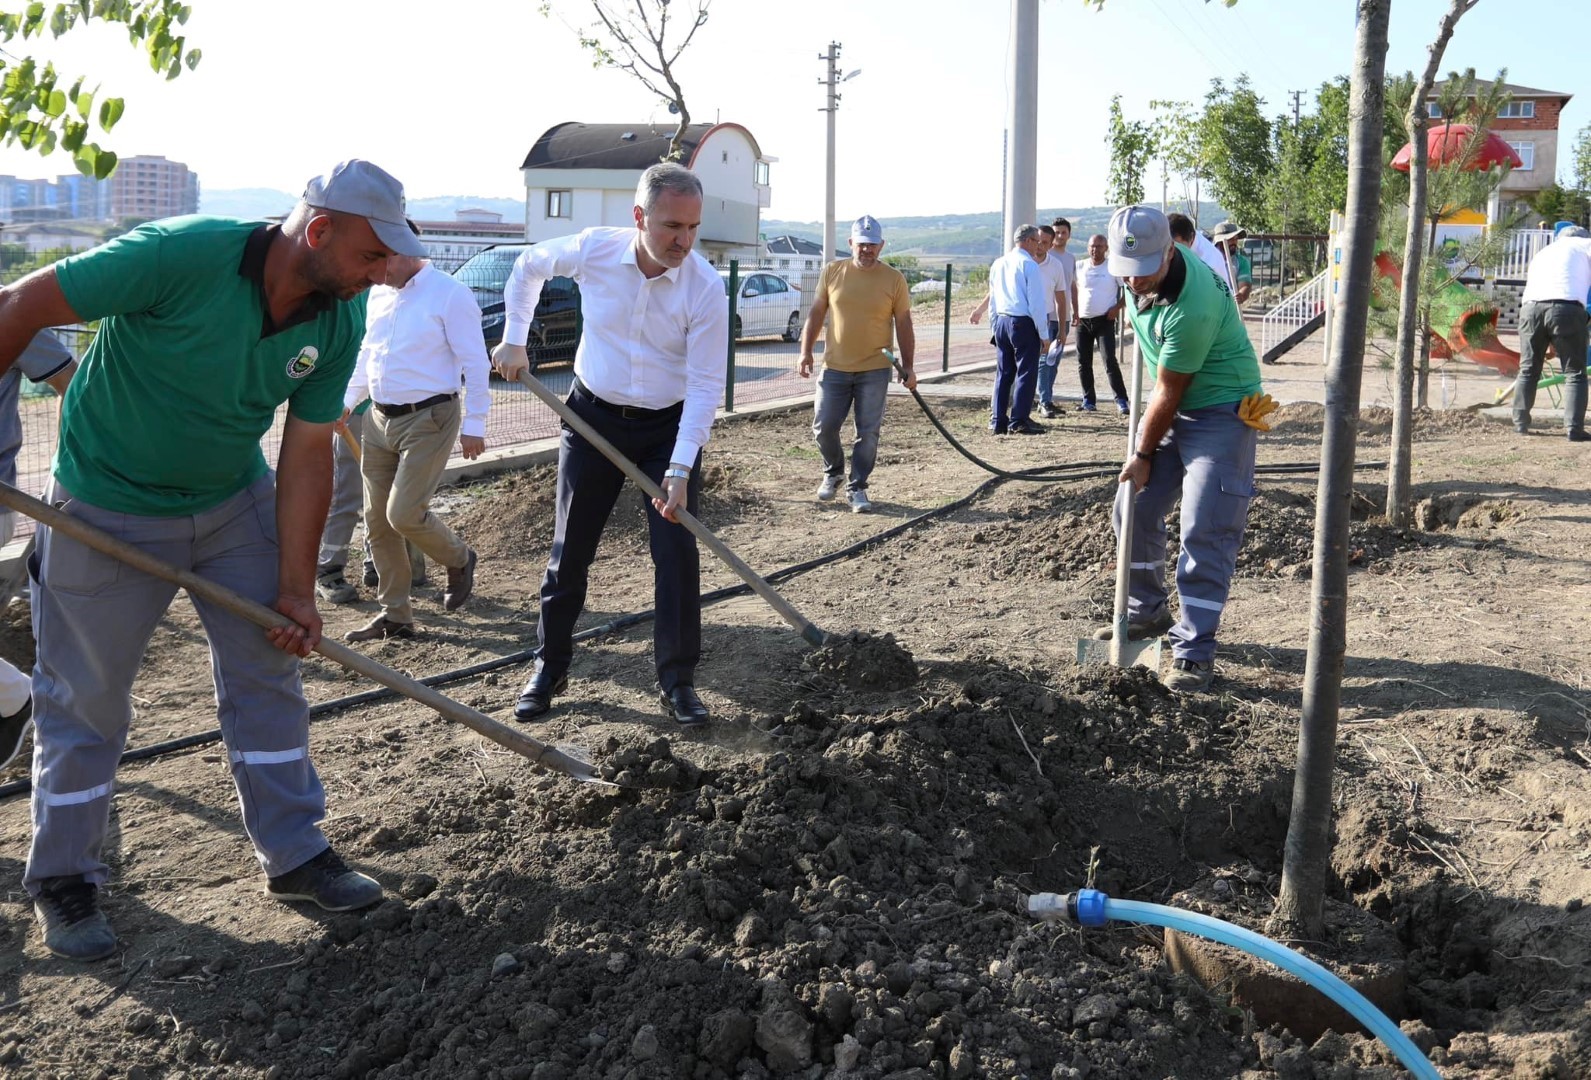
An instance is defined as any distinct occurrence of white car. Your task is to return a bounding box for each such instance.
[721,270,802,342]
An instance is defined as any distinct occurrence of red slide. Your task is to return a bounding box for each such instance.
[1372,250,1520,378]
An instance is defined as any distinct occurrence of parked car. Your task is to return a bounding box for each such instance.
[720,270,802,342]
[450,244,581,371]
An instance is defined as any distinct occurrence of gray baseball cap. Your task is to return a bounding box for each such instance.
[303,159,426,258]
[1107,205,1172,277]
[850,215,883,244]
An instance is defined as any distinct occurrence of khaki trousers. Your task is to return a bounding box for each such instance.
[362,398,469,623]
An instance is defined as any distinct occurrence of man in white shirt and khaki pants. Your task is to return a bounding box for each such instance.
[491,163,730,726]
[343,224,491,641]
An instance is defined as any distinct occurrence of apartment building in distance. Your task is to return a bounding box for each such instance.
[108,154,200,220]
[0,153,198,225]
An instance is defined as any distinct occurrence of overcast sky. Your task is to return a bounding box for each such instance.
[0,0,1584,221]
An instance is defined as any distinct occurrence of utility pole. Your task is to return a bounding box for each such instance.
[1279,88,1307,299]
[819,42,842,267]
[1003,0,1039,245]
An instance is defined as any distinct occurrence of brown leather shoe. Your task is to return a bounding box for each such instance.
[343,616,415,643]
[444,548,477,611]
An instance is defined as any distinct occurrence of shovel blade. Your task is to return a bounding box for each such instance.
[1075,634,1165,670]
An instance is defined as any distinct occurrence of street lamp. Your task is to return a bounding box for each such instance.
[819,44,862,265]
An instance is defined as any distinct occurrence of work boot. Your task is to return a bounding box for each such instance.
[344,616,415,642]
[1091,609,1174,641]
[444,548,477,611]
[362,559,379,588]
[1563,378,1588,440]
[35,876,117,961]
[0,696,32,771]
[1164,657,1215,693]
[315,567,358,605]
[266,847,382,912]
[816,475,841,501]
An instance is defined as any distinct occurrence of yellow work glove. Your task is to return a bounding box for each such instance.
[1238,392,1278,432]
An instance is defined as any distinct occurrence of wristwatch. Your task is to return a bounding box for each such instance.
[664,467,691,481]
[1133,450,1154,462]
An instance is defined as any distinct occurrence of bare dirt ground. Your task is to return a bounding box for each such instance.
[0,392,1588,1079]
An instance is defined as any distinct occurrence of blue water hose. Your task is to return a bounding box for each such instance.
[1027,890,1441,1080]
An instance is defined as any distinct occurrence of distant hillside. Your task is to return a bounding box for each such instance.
[765,203,1227,259]
[201,190,526,224]
[408,196,524,223]
[199,187,296,219]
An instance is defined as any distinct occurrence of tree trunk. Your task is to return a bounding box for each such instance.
[1388,0,1475,526]
[1270,0,1391,943]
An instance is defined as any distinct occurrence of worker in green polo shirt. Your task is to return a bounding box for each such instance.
[0,160,422,962]
[1093,205,1266,693]
[1212,221,1253,306]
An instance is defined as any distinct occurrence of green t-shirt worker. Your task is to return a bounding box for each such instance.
[0,159,423,961]
[1211,220,1253,307]
[1098,205,1266,693]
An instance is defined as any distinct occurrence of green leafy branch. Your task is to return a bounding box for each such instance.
[0,1,201,179]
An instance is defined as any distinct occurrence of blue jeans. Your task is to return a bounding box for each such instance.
[1111,404,1257,662]
[992,314,1041,427]
[814,365,890,492]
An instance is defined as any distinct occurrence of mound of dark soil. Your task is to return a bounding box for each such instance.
[49,660,1327,1079]
[950,478,1428,588]
[801,630,919,691]
[447,461,771,564]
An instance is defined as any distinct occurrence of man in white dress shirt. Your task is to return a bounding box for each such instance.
[343,224,490,641]
[1168,213,1234,290]
[1514,223,1591,440]
[491,163,730,726]
[971,225,1052,435]
[1073,234,1129,415]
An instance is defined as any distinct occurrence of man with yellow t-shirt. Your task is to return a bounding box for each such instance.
[798,215,916,513]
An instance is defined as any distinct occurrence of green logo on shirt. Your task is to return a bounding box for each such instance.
[286,346,319,379]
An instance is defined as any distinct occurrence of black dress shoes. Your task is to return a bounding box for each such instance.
[661,685,710,726]
[514,671,568,722]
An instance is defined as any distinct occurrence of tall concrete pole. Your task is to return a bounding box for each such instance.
[1003,0,1039,243]
[820,42,842,266]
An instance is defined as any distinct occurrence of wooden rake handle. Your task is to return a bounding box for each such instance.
[516,370,828,647]
[0,481,603,784]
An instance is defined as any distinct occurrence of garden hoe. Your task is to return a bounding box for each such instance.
[514,370,831,647]
[1076,331,1165,671]
[0,481,609,787]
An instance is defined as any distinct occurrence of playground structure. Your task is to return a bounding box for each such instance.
[1370,249,1522,378]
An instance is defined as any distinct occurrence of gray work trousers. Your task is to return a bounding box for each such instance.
[1112,403,1258,663]
[1513,299,1589,435]
[25,476,328,893]
[813,366,891,493]
[318,408,366,570]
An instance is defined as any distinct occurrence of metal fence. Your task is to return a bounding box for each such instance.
[6,260,995,540]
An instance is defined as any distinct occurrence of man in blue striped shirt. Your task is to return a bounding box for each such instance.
[973,225,1053,434]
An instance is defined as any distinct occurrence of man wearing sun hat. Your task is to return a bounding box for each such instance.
[1210,221,1252,306]
[798,214,916,514]
[1094,205,1265,693]
[0,158,422,960]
